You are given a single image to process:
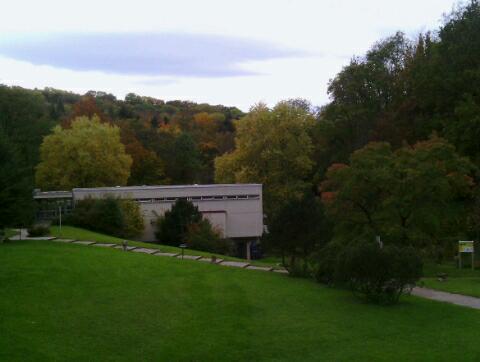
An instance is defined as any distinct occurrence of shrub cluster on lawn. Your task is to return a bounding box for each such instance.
[155,198,201,245]
[331,243,423,304]
[262,193,423,305]
[155,198,233,254]
[27,225,50,237]
[263,194,331,278]
[312,242,423,304]
[65,196,143,239]
[186,220,233,255]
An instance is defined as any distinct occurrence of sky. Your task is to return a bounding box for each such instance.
[0,0,461,111]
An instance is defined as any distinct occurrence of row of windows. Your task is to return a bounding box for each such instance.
[136,194,260,204]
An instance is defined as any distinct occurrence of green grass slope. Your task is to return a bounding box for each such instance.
[422,262,480,298]
[4,229,18,239]
[50,226,283,269]
[2,240,480,361]
[50,225,280,268]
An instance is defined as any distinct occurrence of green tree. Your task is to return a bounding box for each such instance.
[434,0,480,118]
[119,123,165,185]
[0,85,54,168]
[155,198,202,245]
[321,143,394,241]
[118,199,144,238]
[36,116,132,190]
[0,129,34,228]
[67,196,143,238]
[264,194,330,276]
[215,100,315,217]
[169,133,202,184]
[186,219,232,255]
[321,136,476,255]
[444,95,480,166]
[322,33,414,152]
[67,197,124,237]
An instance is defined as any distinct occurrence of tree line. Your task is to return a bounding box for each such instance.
[218,1,480,286]
[2,1,480,273]
[0,86,243,228]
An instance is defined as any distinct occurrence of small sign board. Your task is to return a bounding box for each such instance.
[459,241,474,253]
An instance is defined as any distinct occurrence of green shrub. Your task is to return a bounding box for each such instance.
[263,194,331,271]
[334,243,423,304]
[286,258,313,278]
[313,242,343,285]
[155,198,202,245]
[67,196,143,238]
[186,219,233,255]
[118,200,144,238]
[27,225,50,237]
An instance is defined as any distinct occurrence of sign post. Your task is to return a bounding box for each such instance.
[459,241,475,270]
[59,205,62,236]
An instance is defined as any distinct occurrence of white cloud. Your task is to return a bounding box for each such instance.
[0,0,459,110]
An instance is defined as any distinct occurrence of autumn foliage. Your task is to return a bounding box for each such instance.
[36,116,132,190]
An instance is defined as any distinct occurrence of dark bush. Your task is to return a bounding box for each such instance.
[117,199,144,238]
[287,259,314,278]
[155,198,202,246]
[263,193,331,274]
[27,225,50,237]
[313,242,343,285]
[186,219,233,255]
[67,196,143,238]
[334,243,423,304]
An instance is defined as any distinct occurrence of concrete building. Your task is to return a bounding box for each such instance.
[34,184,263,258]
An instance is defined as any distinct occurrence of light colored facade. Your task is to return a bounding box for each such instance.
[36,184,263,243]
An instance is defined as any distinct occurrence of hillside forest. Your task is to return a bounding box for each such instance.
[2,1,480,265]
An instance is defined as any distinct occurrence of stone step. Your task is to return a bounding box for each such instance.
[73,241,96,245]
[177,254,202,260]
[113,245,137,251]
[131,248,158,254]
[48,239,282,275]
[153,252,179,257]
[246,265,273,272]
[220,261,250,268]
[198,257,224,264]
[53,239,75,243]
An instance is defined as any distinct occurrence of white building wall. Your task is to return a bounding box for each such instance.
[72,184,263,242]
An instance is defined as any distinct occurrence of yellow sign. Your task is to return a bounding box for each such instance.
[459,241,474,253]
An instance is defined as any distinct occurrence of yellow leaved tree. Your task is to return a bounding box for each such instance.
[214,100,315,218]
[36,115,132,190]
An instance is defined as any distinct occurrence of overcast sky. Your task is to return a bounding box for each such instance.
[0,0,460,110]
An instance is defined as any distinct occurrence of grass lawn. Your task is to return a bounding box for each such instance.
[4,229,18,239]
[2,241,480,361]
[50,225,280,269]
[421,278,480,298]
[422,261,480,298]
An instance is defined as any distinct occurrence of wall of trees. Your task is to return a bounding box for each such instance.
[2,0,480,257]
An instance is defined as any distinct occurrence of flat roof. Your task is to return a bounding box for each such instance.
[33,190,73,199]
[73,184,262,192]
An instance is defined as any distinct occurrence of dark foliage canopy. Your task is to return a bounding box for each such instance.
[155,198,202,246]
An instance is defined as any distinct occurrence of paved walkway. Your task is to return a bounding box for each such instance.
[412,287,480,310]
